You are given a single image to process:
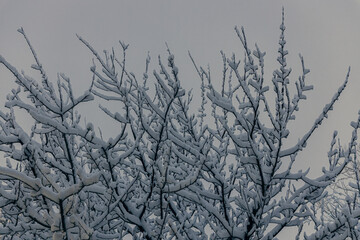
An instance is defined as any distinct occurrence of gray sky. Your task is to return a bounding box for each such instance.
[0,1,360,236]
[0,1,359,168]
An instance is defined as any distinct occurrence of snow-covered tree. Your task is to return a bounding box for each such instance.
[307,146,360,239]
[0,10,359,240]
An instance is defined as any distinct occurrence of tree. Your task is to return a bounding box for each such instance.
[309,146,360,239]
[0,10,358,240]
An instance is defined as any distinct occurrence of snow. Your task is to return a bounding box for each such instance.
[0,12,358,240]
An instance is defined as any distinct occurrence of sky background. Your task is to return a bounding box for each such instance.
[0,1,359,237]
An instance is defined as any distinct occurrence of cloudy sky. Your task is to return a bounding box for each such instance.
[0,1,359,168]
[0,0,360,238]
[0,1,359,159]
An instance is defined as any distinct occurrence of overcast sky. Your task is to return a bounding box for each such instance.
[1,1,360,167]
[1,0,360,238]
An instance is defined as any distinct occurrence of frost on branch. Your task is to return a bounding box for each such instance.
[0,11,358,240]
